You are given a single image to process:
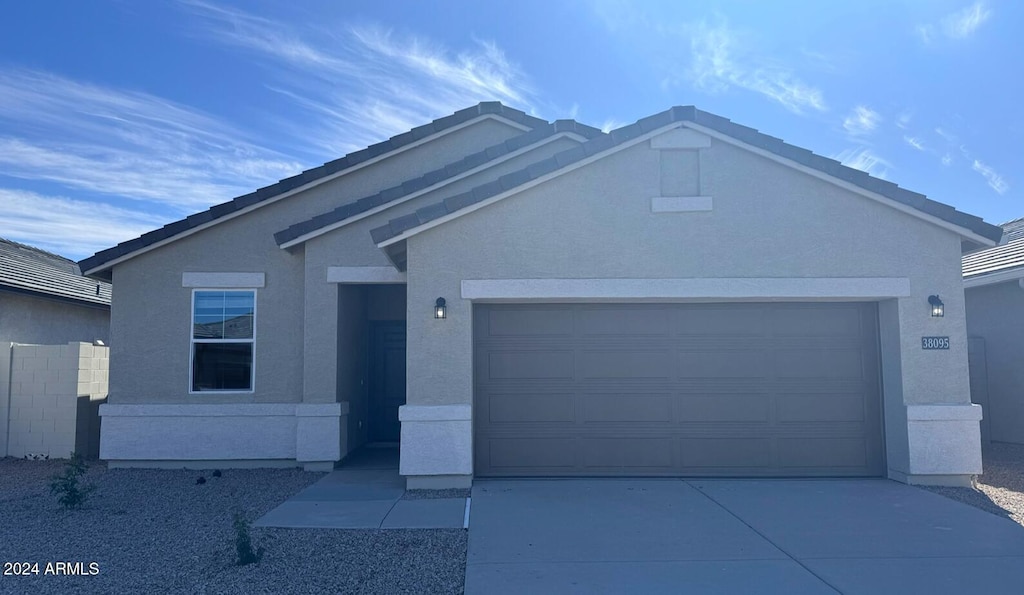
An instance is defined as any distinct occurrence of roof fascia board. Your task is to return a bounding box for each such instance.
[280,131,583,249]
[681,122,998,248]
[376,122,685,248]
[963,266,1024,288]
[81,113,530,277]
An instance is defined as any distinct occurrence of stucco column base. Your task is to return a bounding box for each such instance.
[399,404,472,488]
[897,404,983,486]
[296,403,347,471]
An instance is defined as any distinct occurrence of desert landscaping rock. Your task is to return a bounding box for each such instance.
[0,459,467,594]
[402,488,471,501]
[921,442,1024,527]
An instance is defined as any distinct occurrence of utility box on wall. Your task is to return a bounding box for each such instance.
[1,342,109,459]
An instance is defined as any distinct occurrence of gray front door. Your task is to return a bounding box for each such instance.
[473,302,884,477]
[369,322,406,443]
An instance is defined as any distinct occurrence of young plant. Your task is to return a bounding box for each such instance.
[233,511,264,566]
[49,452,96,510]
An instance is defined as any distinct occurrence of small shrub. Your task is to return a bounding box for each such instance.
[49,452,96,510]
[233,512,264,566]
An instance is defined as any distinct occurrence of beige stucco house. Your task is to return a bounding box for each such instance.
[81,102,1001,488]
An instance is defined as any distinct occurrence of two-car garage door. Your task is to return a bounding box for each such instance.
[473,303,884,477]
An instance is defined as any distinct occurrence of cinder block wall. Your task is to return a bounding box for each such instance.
[4,342,109,459]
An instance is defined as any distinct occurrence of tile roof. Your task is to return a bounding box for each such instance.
[963,220,1024,280]
[0,238,111,306]
[370,105,1004,247]
[274,119,603,247]
[79,102,547,277]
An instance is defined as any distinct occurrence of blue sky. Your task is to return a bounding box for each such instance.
[0,0,1019,259]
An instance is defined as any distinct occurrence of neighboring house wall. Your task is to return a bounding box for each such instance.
[3,342,108,459]
[965,280,1024,444]
[403,136,976,485]
[0,292,109,346]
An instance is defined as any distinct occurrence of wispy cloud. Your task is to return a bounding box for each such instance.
[903,136,926,151]
[686,21,826,114]
[835,147,891,179]
[0,69,303,211]
[896,111,913,129]
[843,106,881,136]
[0,189,166,259]
[917,1,992,43]
[183,1,538,155]
[972,160,1009,194]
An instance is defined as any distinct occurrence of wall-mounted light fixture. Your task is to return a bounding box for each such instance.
[928,294,944,317]
[434,297,447,319]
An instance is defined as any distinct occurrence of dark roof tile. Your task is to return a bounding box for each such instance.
[1,238,111,306]
[81,102,548,275]
[370,104,1003,246]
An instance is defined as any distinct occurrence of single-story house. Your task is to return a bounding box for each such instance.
[80,102,1001,488]
[1,237,112,458]
[963,218,1024,445]
[1,237,111,346]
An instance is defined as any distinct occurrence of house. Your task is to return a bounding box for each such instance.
[1,238,111,346]
[963,218,1024,445]
[1,237,112,458]
[79,102,1001,488]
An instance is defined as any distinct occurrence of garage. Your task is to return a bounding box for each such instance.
[473,302,884,477]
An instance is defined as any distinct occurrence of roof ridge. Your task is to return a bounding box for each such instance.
[79,101,547,277]
[273,119,604,246]
[369,105,1003,247]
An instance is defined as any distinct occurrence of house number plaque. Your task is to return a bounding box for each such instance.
[921,336,950,350]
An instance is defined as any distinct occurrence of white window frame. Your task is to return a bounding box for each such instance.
[189,288,257,394]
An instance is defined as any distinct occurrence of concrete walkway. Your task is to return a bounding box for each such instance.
[255,447,467,529]
[466,478,1024,594]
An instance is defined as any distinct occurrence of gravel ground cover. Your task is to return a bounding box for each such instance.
[921,442,1024,527]
[0,458,467,594]
[403,488,471,501]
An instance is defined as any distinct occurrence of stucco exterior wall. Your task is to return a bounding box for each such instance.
[404,135,975,483]
[0,292,109,346]
[107,117,524,406]
[966,280,1024,444]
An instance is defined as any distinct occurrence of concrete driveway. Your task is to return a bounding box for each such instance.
[465,479,1024,594]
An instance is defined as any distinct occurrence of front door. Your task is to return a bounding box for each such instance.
[369,321,406,442]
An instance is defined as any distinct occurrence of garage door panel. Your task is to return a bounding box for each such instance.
[676,394,771,422]
[769,306,863,336]
[485,307,573,336]
[774,349,864,379]
[680,438,773,468]
[673,306,768,336]
[778,438,868,468]
[580,438,675,470]
[583,394,673,423]
[487,392,576,424]
[474,302,883,477]
[677,350,771,378]
[577,307,671,336]
[486,350,574,379]
[578,350,674,379]
[776,393,866,423]
[486,438,576,470]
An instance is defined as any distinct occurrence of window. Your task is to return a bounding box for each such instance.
[190,290,255,392]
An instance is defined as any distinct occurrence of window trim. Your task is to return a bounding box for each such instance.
[188,288,257,394]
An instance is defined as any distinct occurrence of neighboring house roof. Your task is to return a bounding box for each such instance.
[370,106,1003,260]
[274,119,603,248]
[963,219,1024,288]
[0,238,111,307]
[79,102,547,278]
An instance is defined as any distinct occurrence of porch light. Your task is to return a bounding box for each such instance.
[434,297,447,319]
[928,295,944,317]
